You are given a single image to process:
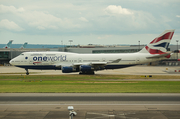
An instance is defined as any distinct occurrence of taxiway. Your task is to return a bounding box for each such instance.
[0,93,180,119]
[1,65,180,75]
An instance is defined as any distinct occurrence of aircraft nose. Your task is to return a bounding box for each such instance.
[9,59,13,65]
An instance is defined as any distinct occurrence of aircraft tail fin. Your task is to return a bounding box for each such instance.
[20,42,28,49]
[3,40,13,48]
[139,30,175,55]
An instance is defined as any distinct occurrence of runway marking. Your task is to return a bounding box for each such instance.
[87,112,116,118]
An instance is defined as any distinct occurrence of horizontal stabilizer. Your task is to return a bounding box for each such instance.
[146,53,171,59]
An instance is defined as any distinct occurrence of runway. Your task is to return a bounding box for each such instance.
[0,93,180,119]
[0,93,180,103]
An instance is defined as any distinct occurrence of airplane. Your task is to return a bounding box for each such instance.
[9,30,175,75]
[3,40,13,48]
[20,42,28,49]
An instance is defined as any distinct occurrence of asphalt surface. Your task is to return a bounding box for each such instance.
[1,65,180,75]
[0,93,180,102]
[0,93,180,119]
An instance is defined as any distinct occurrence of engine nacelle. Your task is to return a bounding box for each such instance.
[62,66,74,73]
[80,65,93,72]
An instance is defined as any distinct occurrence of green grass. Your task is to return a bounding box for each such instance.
[0,75,180,93]
[1,74,180,80]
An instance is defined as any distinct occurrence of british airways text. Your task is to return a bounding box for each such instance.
[33,55,66,61]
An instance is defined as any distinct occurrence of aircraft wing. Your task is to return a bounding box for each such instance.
[73,62,106,66]
[55,59,121,68]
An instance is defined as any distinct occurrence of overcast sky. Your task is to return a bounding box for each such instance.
[0,0,180,45]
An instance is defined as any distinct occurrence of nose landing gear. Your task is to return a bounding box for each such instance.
[25,69,29,75]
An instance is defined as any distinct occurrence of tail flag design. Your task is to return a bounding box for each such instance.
[149,32,174,44]
[139,30,175,55]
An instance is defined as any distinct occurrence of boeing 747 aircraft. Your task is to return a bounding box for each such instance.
[10,30,175,75]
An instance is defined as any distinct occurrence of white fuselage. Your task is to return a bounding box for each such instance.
[10,51,164,71]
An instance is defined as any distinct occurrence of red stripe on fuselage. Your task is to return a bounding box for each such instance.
[33,62,41,63]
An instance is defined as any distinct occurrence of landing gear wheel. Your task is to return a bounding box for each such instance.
[79,71,83,75]
[88,71,95,75]
[91,71,95,75]
[79,71,95,75]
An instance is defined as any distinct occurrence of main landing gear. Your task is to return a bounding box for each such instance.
[25,69,29,75]
[79,71,95,75]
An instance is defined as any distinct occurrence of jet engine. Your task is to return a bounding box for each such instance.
[79,65,93,71]
[62,66,74,73]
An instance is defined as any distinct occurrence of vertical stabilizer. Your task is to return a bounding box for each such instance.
[139,30,175,54]
[3,40,13,48]
[20,42,28,49]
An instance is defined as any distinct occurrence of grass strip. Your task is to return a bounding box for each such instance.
[0,80,180,93]
[0,75,180,93]
[1,75,180,80]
